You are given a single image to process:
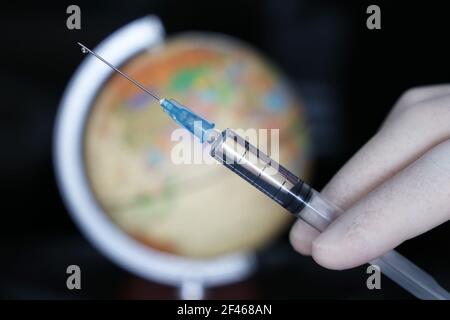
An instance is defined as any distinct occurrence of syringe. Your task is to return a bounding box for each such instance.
[78,43,450,300]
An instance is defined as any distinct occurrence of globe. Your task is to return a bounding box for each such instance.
[84,33,311,258]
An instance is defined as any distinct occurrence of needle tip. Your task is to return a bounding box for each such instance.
[75,41,160,101]
[77,42,88,54]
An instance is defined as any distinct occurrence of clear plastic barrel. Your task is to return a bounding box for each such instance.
[209,129,314,214]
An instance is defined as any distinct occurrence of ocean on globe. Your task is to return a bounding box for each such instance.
[84,33,311,258]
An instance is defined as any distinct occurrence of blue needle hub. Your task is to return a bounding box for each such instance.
[160,98,215,142]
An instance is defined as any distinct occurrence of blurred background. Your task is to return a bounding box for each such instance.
[1,0,450,299]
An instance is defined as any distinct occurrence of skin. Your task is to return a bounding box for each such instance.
[289,85,450,270]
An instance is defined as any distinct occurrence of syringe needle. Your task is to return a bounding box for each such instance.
[77,42,161,101]
[77,43,217,142]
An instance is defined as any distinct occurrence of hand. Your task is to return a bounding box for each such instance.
[289,85,450,270]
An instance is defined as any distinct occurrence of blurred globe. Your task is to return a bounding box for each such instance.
[85,33,311,258]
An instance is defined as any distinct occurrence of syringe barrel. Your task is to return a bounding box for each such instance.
[209,129,340,231]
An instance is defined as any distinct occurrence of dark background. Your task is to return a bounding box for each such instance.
[1,0,449,299]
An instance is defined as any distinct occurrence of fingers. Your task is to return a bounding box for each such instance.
[385,84,450,126]
[312,140,450,270]
[290,85,450,259]
[321,92,450,210]
[289,220,319,255]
